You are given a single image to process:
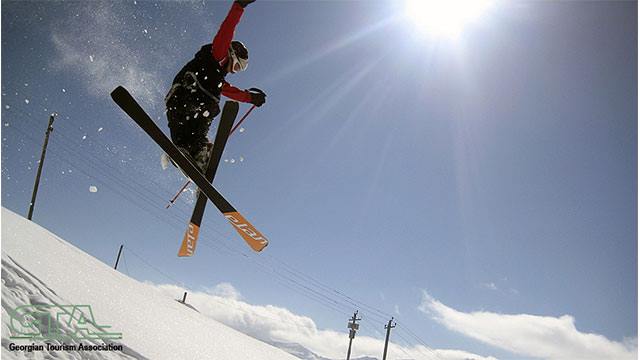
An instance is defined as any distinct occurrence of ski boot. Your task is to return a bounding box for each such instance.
[192,142,214,174]
[160,145,208,178]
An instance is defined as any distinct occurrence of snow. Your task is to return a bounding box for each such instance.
[1,208,299,360]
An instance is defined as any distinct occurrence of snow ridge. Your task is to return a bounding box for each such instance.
[1,207,297,360]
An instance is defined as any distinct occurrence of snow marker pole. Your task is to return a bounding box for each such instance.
[165,105,257,209]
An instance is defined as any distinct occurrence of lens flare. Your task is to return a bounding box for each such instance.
[405,0,493,38]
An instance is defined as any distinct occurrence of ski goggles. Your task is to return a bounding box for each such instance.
[229,50,248,73]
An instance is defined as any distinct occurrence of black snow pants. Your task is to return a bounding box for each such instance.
[165,79,221,159]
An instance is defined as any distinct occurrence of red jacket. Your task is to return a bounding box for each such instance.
[211,2,253,103]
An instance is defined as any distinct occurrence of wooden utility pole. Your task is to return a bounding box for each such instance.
[27,113,56,220]
[382,317,396,360]
[113,245,124,270]
[346,311,361,360]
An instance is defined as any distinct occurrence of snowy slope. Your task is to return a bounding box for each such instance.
[1,207,299,360]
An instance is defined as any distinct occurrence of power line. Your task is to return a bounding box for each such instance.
[124,246,185,287]
[4,113,445,357]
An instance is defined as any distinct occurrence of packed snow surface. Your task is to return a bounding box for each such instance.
[1,207,298,360]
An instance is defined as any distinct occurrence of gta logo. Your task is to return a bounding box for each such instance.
[9,304,122,340]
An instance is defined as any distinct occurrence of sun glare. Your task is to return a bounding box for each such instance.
[405,0,493,38]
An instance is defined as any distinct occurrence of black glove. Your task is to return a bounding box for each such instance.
[235,0,256,8]
[248,87,266,107]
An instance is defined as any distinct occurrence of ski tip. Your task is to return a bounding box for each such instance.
[257,240,269,252]
[224,212,269,253]
[110,86,128,101]
[178,223,200,257]
[223,100,240,113]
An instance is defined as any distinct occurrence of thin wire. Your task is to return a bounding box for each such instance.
[4,110,445,356]
[124,246,185,288]
[394,324,443,360]
[121,249,131,276]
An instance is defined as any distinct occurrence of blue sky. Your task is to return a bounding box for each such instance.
[2,1,637,359]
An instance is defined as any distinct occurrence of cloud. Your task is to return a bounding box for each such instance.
[154,283,495,360]
[419,291,637,360]
[394,304,401,316]
[481,282,498,291]
[205,282,243,301]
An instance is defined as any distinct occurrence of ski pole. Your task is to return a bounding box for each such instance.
[230,104,256,135]
[165,180,192,209]
[165,105,257,209]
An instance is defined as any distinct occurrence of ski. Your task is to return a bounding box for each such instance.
[178,100,237,257]
[165,104,256,209]
[111,86,269,252]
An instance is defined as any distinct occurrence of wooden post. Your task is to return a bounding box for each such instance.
[382,317,396,360]
[346,311,361,360]
[114,245,124,270]
[28,113,56,220]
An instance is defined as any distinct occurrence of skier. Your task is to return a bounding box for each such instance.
[164,0,266,171]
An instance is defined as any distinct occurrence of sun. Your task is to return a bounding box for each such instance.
[404,0,493,38]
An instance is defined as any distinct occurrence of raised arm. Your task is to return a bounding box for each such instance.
[211,2,245,62]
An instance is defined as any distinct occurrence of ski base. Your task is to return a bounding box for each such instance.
[110,86,269,253]
[178,222,200,257]
[224,211,268,252]
[178,100,238,257]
